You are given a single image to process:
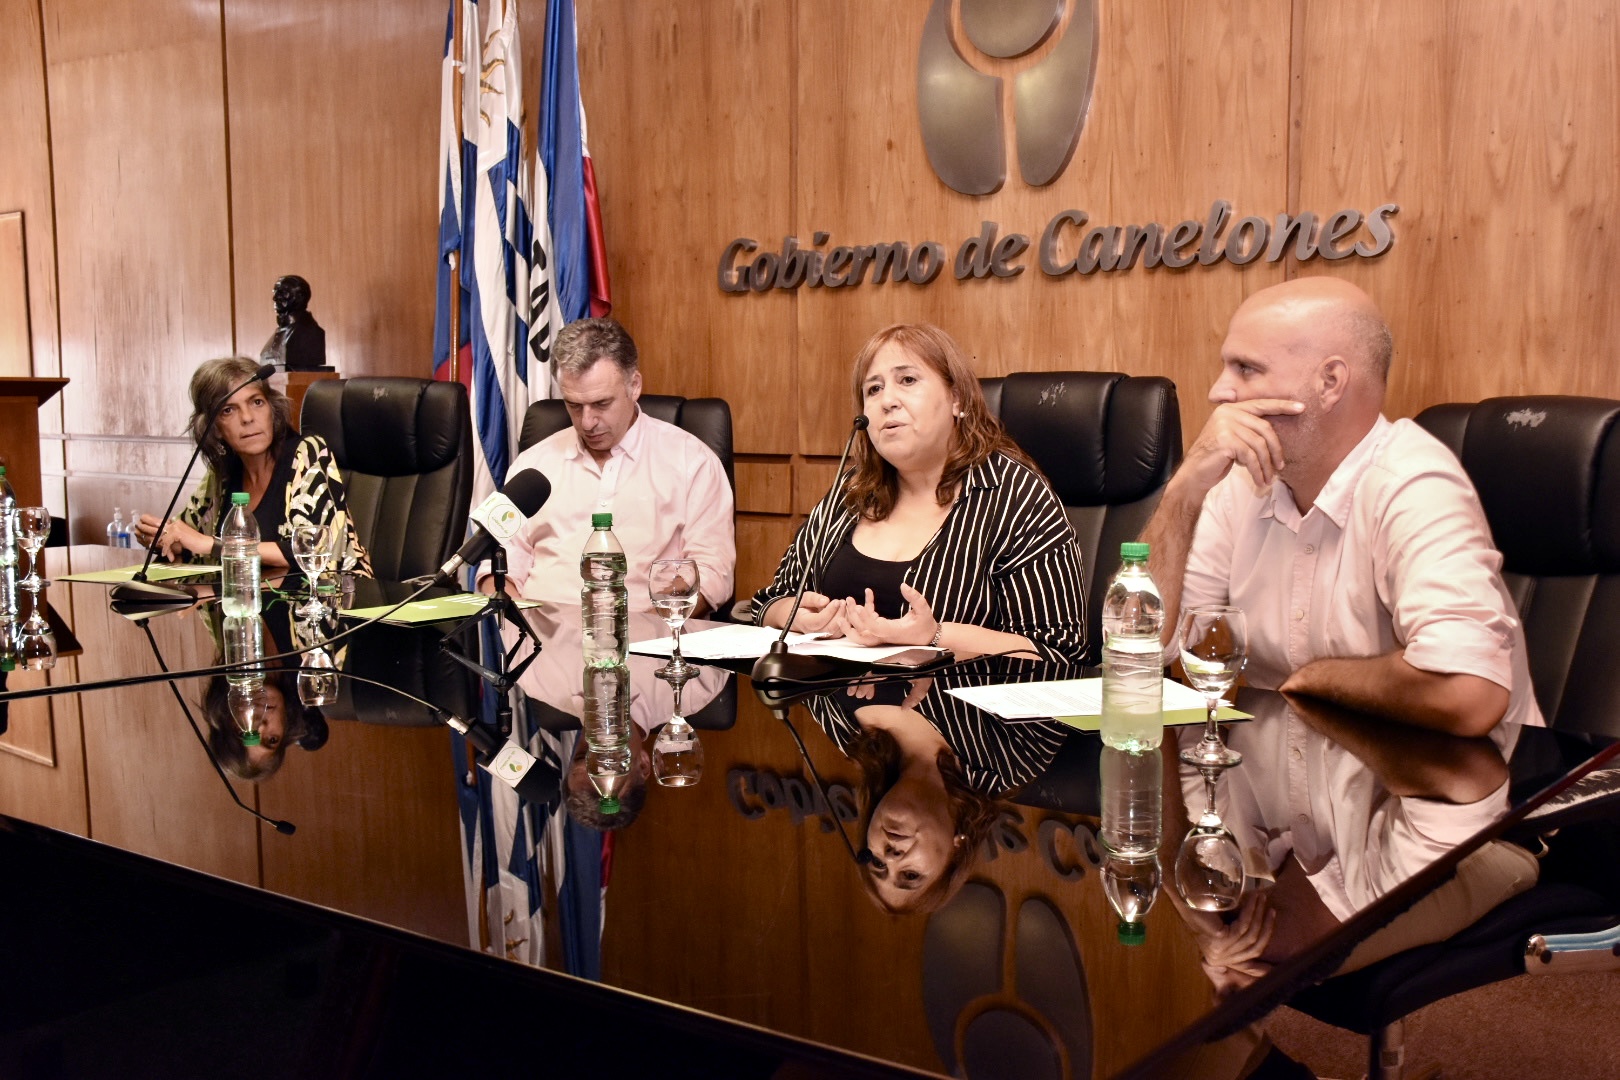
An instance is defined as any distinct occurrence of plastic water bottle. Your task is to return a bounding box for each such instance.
[581,512,628,665]
[1100,541,1164,751]
[121,510,138,548]
[106,507,124,548]
[219,492,261,617]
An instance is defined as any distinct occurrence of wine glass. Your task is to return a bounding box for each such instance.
[17,507,51,591]
[1174,765,1245,912]
[648,558,700,679]
[290,523,332,620]
[298,644,339,707]
[653,666,704,787]
[1177,605,1247,769]
[19,605,56,671]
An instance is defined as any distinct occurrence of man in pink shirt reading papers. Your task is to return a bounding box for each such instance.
[1143,277,1542,990]
[482,318,735,614]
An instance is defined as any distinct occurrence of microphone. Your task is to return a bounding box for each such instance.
[434,469,552,584]
[751,415,869,712]
[113,363,279,607]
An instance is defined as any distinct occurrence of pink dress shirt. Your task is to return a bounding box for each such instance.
[494,410,735,610]
[1182,414,1543,739]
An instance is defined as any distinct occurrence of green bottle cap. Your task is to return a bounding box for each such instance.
[0,465,6,475]
[1120,541,1150,561]
[1117,918,1146,946]
[240,730,262,747]
[232,492,250,506]
[591,512,613,529]
[598,795,621,814]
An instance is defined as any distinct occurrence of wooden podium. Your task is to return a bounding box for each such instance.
[0,376,66,507]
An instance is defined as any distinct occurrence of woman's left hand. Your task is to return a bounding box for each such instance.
[844,582,941,648]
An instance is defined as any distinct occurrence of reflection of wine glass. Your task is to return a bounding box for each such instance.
[17,507,51,590]
[1178,606,1247,769]
[1175,766,1245,912]
[298,645,338,707]
[648,558,700,679]
[19,606,56,670]
[653,666,704,787]
[291,524,332,620]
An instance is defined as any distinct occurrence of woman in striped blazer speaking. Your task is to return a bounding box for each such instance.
[754,323,1087,912]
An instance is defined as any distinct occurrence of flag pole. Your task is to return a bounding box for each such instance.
[447,0,466,386]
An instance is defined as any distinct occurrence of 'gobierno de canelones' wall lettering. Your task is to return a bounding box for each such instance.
[718,200,1398,293]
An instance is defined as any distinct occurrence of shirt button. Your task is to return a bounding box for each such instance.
[1296,814,1309,824]
[1291,747,1304,760]
[1304,544,1316,554]
[1293,608,1305,620]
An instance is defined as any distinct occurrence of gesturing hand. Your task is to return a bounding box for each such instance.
[1180,399,1305,496]
[843,582,939,648]
[788,591,850,637]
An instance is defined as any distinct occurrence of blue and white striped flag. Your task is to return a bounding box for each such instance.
[432,0,479,384]
[467,0,538,503]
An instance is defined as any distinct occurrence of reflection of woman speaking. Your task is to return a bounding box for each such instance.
[752,323,1087,912]
[133,357,372,575]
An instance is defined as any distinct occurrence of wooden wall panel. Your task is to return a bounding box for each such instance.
[579,0,800,454]
[1295,0,1620,419]
[0,0,58,384]
[225,0,446,380]
[0,664,90,837]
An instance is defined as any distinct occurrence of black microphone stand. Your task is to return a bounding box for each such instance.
[113,363,280,608]
[750,416,869,720]
[440,546,541,738]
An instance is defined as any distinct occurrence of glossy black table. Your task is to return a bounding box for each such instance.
[2,550,1617,1079]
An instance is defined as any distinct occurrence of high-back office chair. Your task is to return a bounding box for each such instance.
[1288,396,1620,1079]
[300,377,474,581]
[982,372,1182,663]
[518,394,735,492]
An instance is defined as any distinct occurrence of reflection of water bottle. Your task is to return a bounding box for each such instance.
[1100,542,1164,751]
[220,493,261,618]
[1101,745,1162,857]
[582,662,631,805]
[222,615,265,688]
[1102,853,1162,946]
[0,468,17,624]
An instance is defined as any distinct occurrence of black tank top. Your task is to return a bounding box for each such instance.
[820,538,911,618]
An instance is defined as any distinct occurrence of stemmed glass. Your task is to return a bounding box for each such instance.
[298,644,339,707]
[1177,605,1247,769]
[17,507,51,591]
[648,558,700,679]
[290,523,332,621]
[19,605,56,670]
[1174,764,1245,911]
[653,665,704,787]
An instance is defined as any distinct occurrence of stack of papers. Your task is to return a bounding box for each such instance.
[341,593,540,625]
[946,678,1249,729]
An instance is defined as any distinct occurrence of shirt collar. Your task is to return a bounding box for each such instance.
[563,406,645,465]
[1264,414,1391,530]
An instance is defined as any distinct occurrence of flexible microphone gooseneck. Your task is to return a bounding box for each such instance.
[137,620,297,836]
[112,363,279,607]
[750,415,869,714]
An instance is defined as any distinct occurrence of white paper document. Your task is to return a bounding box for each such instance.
[946,677,1214,720]
[629,623,825,660]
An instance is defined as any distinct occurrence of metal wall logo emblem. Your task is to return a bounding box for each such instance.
[918,0,1099,196]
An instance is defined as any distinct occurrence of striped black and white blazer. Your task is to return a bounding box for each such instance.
[753,451,1086,793]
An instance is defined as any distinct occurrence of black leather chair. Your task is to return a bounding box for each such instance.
[1288,396,1620,1079]
[982,372,1182,663]
[517,394,734,492]
[299,377,474,581]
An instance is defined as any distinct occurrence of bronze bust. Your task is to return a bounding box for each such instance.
[260,275,329,372]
